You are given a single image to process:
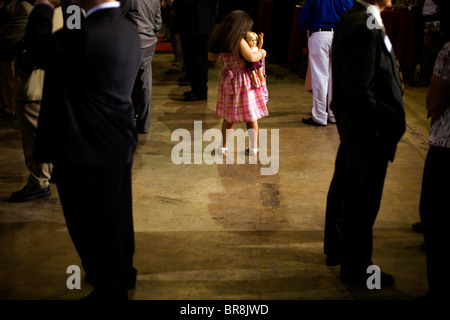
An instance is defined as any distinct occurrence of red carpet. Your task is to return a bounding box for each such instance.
[156,36,173,53]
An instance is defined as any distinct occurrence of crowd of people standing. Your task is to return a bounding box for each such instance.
[0,0,448,301]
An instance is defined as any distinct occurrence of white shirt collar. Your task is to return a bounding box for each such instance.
[86,1,120,18]
[357,0,384,29]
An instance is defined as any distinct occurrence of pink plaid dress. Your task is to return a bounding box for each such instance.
[216,52,268,123]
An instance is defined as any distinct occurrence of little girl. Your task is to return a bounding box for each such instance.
[208,10,268,157]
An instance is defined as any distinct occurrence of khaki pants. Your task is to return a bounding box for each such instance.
[15,100,52,188]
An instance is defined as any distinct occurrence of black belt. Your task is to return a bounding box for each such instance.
[310,28,334,34]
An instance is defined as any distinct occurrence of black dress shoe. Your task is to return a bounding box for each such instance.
[165,68,182,75]
[420,242,426,252]
[183,91,193,97]
[302,117,326,126]
[380,271,395,286]
[0,112,15,119]
[410,80,429,87]
[183,93,207,102]
[9,185,51,202]
[85,274,136,290]
[326,255,341,266]
[412,222,423,233]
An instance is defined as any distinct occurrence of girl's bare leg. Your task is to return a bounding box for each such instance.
[220,120,234,155]
[246,120,258,155]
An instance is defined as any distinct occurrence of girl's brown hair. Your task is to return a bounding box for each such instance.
[208,10,254,54]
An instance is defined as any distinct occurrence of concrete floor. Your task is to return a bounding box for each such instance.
[0,52,431,301]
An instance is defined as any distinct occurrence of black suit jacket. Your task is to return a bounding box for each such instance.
[173,0,217,36]
[25,4,141,166]
[331,2,405,161]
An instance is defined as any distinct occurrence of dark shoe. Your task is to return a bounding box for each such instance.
[341,271,395,287]
[420,242,426,252]
[136,125,149,134]
[85,274,136,290]
[410,80,429,87]
[326,255,341,266]
[412,222,423,233]
[0,112,15,119]
[127,279,136,290]
[165,68,182,75]
[9,185,51,202]
[302,117,326,126]
[415,293,432,300]
[379,271,395,286]
[183,91,193,97]
[183,93,206,102]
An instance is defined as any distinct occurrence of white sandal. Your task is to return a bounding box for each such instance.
[247,148,258,156]
[217,147,227,155]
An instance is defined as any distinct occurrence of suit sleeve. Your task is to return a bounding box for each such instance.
[338,24,379,121]
[24,4,55,69]
[154,2,163,34]
[120,0,131,16]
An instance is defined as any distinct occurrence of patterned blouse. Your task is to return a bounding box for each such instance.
[429,42,450,148]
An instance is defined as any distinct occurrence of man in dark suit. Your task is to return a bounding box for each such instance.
[26,0,141,299]
[121,0,162,134]
[174,0,217,101]
[323,0,406,286]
